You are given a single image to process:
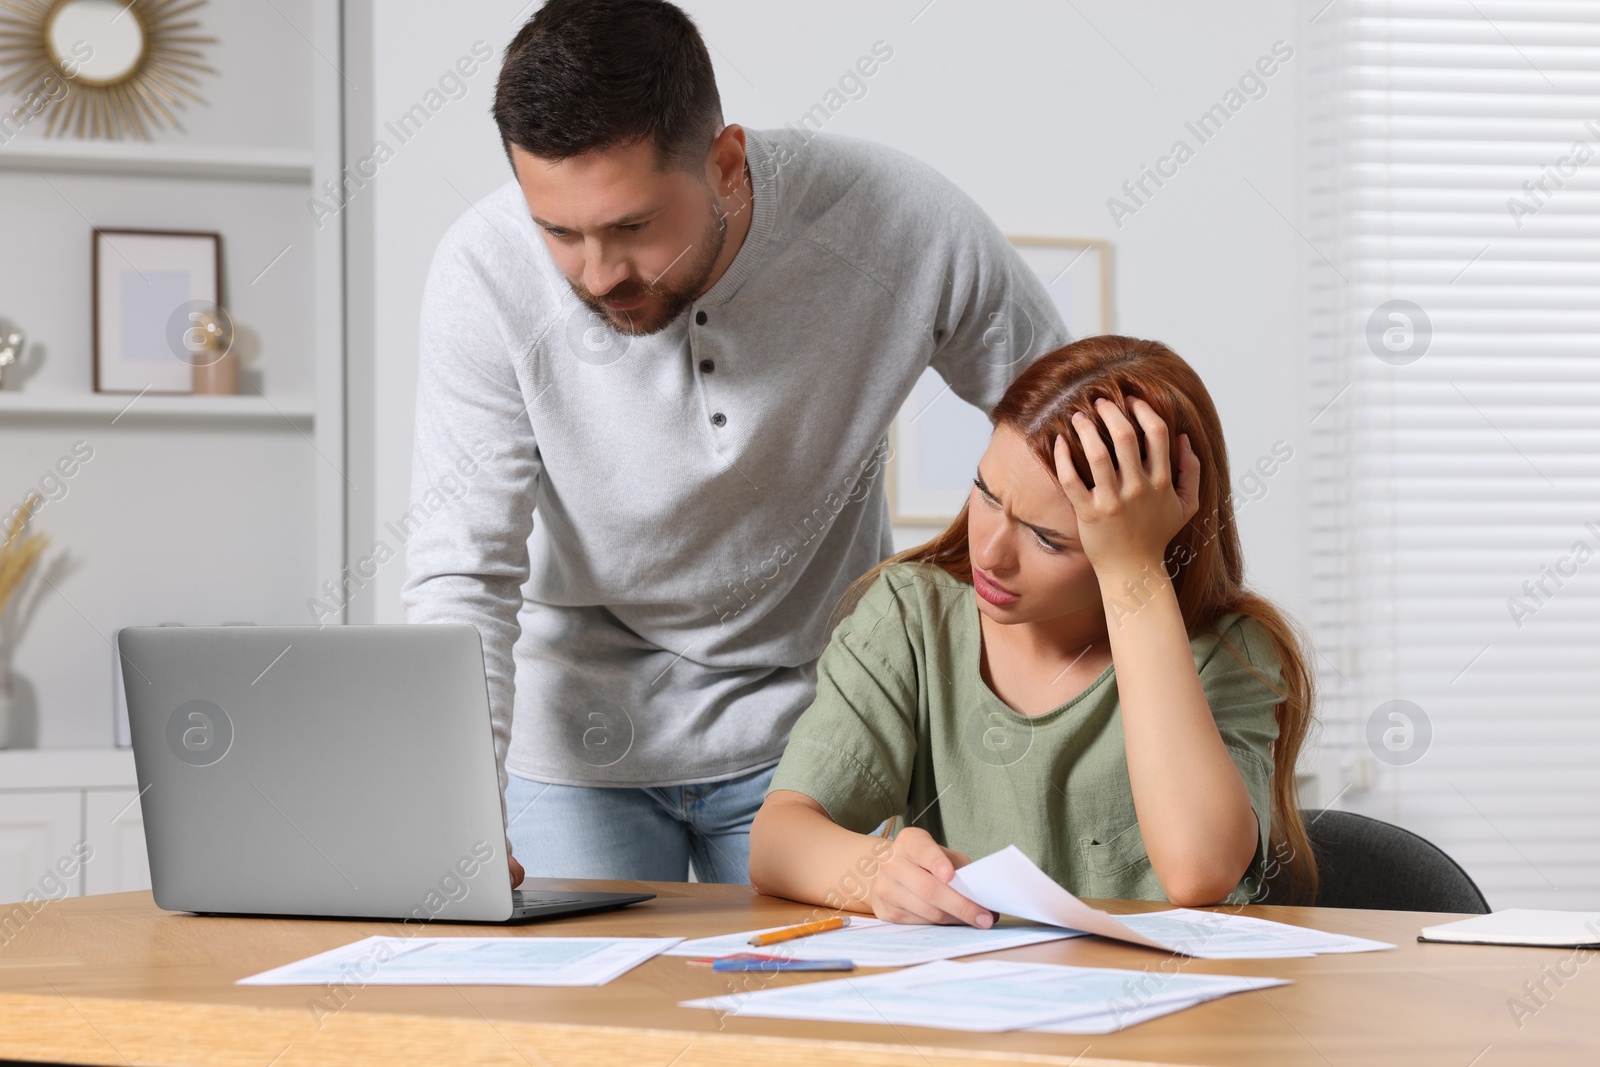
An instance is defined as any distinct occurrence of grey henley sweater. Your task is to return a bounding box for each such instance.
[401,128,1068,794]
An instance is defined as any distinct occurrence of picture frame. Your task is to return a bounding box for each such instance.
[93,228,223,394]
[888,236,1113,526]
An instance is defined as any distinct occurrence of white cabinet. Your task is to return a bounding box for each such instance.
[0,750,147,904]
[0,791,82,904]
[84,788,150,898]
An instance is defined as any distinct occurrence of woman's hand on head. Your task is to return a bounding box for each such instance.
[867,827,994,927]
[1054,396,1201,574]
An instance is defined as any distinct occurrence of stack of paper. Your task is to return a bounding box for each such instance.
[684,958,1288,1034]
[237,936,682,987]
[664,917,1081,967]
[950,846,1394,959]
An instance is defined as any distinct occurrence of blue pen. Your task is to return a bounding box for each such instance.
[711,956,854,972]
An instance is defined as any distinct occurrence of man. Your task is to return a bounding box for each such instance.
[401,0,1068,885]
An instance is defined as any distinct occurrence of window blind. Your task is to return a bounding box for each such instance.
[1307,0,1600,909]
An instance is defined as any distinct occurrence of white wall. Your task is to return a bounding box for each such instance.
[347,1,1310,655]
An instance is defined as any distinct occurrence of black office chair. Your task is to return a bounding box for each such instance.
[1260,809,1490,913]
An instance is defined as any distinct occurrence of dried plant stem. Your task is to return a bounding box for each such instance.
[0,493,48,619]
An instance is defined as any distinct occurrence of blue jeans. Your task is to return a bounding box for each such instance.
[504,763,776,884]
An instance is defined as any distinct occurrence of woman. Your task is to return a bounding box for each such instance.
[749,335,1316,925]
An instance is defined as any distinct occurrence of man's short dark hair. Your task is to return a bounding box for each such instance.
[493,0,724,173]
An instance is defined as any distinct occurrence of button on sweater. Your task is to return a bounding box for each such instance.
[401,128,1069,794]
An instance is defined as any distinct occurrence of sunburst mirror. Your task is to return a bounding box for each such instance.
[0,0,216,140]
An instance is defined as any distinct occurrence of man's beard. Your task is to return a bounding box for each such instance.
[570,198,728,336]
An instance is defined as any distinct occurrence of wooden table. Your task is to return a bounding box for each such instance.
[1,879,1595,1066]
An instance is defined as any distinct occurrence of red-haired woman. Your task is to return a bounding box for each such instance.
[749,335,1317,923]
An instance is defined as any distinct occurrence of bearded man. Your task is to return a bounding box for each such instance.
[402,0,1067,885]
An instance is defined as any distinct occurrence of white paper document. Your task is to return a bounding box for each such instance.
[1029,995,1212,1035]
[664,916,1081,967]
[683,958,1287,1033]
[949,845,1394,959]
[237,935,682,987]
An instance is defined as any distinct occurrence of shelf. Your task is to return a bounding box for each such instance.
[0,141,314,183]
[0,392,315,424]
[0,748,137,790]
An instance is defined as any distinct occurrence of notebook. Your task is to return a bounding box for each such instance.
[1418,909,1600,949]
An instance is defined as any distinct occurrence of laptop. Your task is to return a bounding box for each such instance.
[117,623,653,924]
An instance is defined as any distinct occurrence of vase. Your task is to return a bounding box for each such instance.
[0,658,15,748]
[193,348,239,395]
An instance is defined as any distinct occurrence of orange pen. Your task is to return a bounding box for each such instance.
[747,915,851,947]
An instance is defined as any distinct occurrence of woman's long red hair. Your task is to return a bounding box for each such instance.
[845,335,1318,902]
